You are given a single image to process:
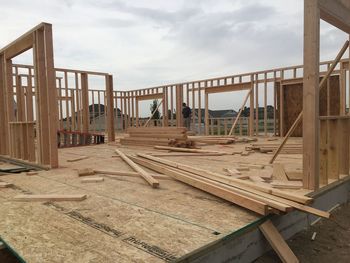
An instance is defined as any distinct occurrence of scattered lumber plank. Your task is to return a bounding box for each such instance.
[129,155,270,215]
[149,152,226,157]
[0,182,12,188]
[239,163,265,170]
[223,168,241,175]
[14,194,87,202]
[122,127,195,148]
[78,168,95,176]
[154,146,228,154]
[248,143,302,154]
[138,153,311,204]
[240,151,250,156]
[188,136,235,145]
[286,171,303,181]
[249,175,266,183]
[270,180,303,189]
[273,164,289,181]
[259,220,299,263]
[135,154,330,218]
[115,149,159,188]
[67,156,89,162]
[94,169,172,180]
[223,168,250,180]
[81,177,104,183]
[26,171,38,176]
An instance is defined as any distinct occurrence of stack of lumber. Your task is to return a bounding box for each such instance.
[153,146,229,155]
[129,153,330,218]
[247,143,302,154]
[188,136,257,145]
[188,136,236,145]
[120,127,196,148]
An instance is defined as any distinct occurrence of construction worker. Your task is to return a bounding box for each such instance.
[182,102,191,130]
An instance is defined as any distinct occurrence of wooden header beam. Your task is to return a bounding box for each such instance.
[136,93,163,101]
[205,82,251,94]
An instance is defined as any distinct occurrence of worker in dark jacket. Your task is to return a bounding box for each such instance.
[182,103,191,130]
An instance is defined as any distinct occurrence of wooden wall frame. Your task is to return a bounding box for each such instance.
[303,0,350,190]
[0,23,58,168]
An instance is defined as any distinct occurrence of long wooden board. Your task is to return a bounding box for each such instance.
[259,220,299,263]
[13,194,87,201]
[115,149,159,188]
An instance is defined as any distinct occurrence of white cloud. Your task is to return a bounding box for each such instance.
[0,0,348,113]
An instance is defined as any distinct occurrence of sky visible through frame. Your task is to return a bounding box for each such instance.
[0,0,348,116]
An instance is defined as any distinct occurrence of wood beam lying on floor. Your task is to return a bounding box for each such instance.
[130,155,270,215]
[13,194,87,201]
[115,149,159,188]
[94,169,172,180]
[81,177,104,183]
[135,154,330,218]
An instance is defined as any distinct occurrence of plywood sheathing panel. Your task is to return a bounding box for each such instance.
[280,75,340,136]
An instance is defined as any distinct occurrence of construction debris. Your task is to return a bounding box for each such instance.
[115,149,159,188]
[120,127,196,148]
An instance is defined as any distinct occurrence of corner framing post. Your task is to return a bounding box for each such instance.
[106,74,115,142]
[33,24,58,168]
[303,0,320,190]
[0,54,9,155]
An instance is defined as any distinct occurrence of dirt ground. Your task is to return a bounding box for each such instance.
[1,202,350,263]
[255,202,350,263]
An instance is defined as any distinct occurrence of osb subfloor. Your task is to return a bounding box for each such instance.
[0,137,312,263]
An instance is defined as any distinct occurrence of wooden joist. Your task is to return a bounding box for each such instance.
[259,220,299,263]
[13,194,87,201]
[115,149,159,188]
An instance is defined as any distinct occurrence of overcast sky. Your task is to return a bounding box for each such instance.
[0,0,348,113]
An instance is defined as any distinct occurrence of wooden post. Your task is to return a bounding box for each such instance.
[255,74,259,136]
[106,74,115,141]
[205,92,209,135]
[198,83,202,134]
[81,73,89,133]
[26,70,34,121]
[176,85,183,127]
[339,69,346,115]
[0,54,9,155]
[303,0,320,190]
[33,24,58,168]
[264,73,268,136]
[319,119,328,185]
[249,75,254,136]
